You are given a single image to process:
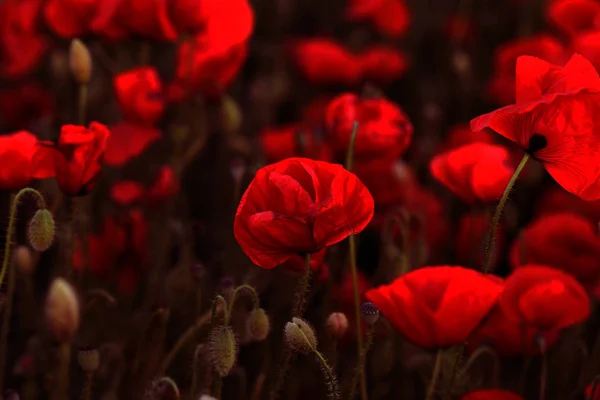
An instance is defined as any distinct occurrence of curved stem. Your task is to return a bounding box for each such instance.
[314,350,340,400]
[459,345,500,387]
[483,153,530,273]
[156,377,180,400]
[426,349,443,400]
[0,188,46,289]
[0,250,16,392]
[349,325,374,400]
[225,284,259,325]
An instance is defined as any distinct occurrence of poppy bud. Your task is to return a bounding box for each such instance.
[246,308,270,342]
[220,278,235,301]
[27,209,55,252]
[45,278,80,342]
[199,396,217,400]
[14,246,35,274]
[361,302,380,325]
[77,348,100,373]
[69,39,92,85]
[208,326,238,377]
[326,312,348,339]
[284,317,317,353]
[220,95,242,135]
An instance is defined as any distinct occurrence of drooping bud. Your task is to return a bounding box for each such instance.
[246,308,270,342]
[326,312,348,339]
[361,302,380,326]
[69,39,92,85]
[208,326,238,377]
[77,347,100,373]
[27,209,55,252]
[45,278,80,342]
[284,317,317,353]
[14,246,35,274]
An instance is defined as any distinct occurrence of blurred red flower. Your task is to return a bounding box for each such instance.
[510,213,600,287]
[234,157,374,269]
[259,124,332,164]
[585,383,600,400]
[358,45,410,84]
[0,0,47,79]
[486,35,567,104]
[366,266,503,348]
[461,389,525,400]
[44,0,121,38]
[110,181,145,206]
[0,131,44,190]
[353,158,416,208]
[456,211,505,269]
[571,31,600,71]
[33,122,110,196]
[110,166,179,206]
[113,67,164,126]
[346,0,410,39]
[115,0,177,41]
[104,122,161,167]
[325,93,413,159]
[74,216,127,275]
[345,0,386,19]
[0,83,54,129]
[472,54,600,200]
[442,124,497,151]
[534,185,600,222]
[430,143,515,204]
[546,0,600,37]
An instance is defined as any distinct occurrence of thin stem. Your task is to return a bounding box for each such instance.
[539,339,547,400]
[225,284,259,325]
[426,349,443,400]
[156,377,181,400]
[55,342,71,400]
[444,344,465,399]
[0,250,16,392]
[345,122,359,172]
[483,153,530,273]
[348,234,367,399]
[214,377,222,400]
[459,345,500,387]
[269,351,294,400]
[314,350,340,400]
[0,188,46,289]
[190,345,202,400]
[81,372,93,400]
[78,85,88,125]
[349,326,375,400]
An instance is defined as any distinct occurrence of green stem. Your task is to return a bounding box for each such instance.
[482,153,530,274]
[225,284,259,325]
[0,247,16,393]
[426,349,443,400]
[0,188,46,289]
[345,122,359,172]
[313,350,340,400]
[55,342,71,400]
[156,377,180,400]
[349,326,374,400]
[444,345,465,399]
[348,234,367,399]
[78,85,87,126]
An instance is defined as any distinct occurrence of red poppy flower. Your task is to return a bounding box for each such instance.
[366,266,503,348]
[0,131,44,190]
[430,143,515,204]
[302,96,334,128]
[74,216,127,275]
[461,389,525,400]
[345,0,386,19]
[370,0,411,39]
[43,0,121,38]
[510,213,600,286]
[193,0,254,54]
[169,0,208,33]
[0,0,47,79]
[282,248,327,274]
[487,35,567,104]
[33,122,110,196]
[110,181,145,206]
[442,124,497,151]
[289,39,363,86]
[325,93,413,159]
[359,46,409,84]
[547,0,600,38]
[500,265,590,332]
[472,54,600,200]
[113,67,164,126]
[353,158,417,208]
[0,83,55,129]
[146,165,179,203]
[259,124,332,164]
[585,383,600,400]
[534,186,600,222]
[456,211,504,269]
[104,123,161,167]
[234,157,374,269]
[115,0,177,41]
[571,31,600,71]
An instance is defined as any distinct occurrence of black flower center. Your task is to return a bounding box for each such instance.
[526,133,547,157]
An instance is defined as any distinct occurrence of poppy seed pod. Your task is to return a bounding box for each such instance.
[220,95,243,135]
[14,246,35,274]
[208,326,238,377]
[45,278,80,342]
[326,312,349,338]
[69,39,92,85]
[77,348,100,373]
[27,209,55,252]
[246,308,270,342]
[284,317,317,353]
[361,302,380,325]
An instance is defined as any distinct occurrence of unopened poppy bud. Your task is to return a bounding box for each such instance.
[77,347,100,373]
[326,312,348,339]
[199,396,218,400]
[208,326,238,377]
[284,317,317,353]
[14,246,35,274]
[45,278,80,342]
[246,308,270,342]
[27,209,55,252]
[361,302,380,325]
[69,39,92,85]
[220,95,242,134]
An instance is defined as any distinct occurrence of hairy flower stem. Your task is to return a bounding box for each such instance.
[483,153,530,273]
[78,84,87,125]
[314,350,340,400]
[426,349,443,400]
[0,250,16,392]
[349,325,374,400]
[81,372,93,400]
[0,189,46,289]
[225,284,260,325]
[55,342,71,400]
[156,377,181,400]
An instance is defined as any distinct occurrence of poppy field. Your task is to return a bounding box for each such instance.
[3,0,600,399]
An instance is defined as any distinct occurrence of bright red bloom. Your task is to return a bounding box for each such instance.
[547,0,600,37]
[104,123,161,167]
[442,124,497,151]
[500,265,590,332]
[487,35,567,104]
[290,39,363,86]
[115,0,177,41]
[0,131,43,190]
[472,54,600,200]
[0,0,47,79]
[234,158,374,269]
[461,389,525,400]
[0,83,54,129]
[359,46,409,84]
[456,211,504,269]
[370,0,411,39]
[571,31,600,71]
[259,124,332,164]
[430,143,515,204]
[113,67,164,126]
[325,93,413,159]
[33,122,110,196]
[43,0,121,38]
[366,266,503,348]
[510,213,600,286]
